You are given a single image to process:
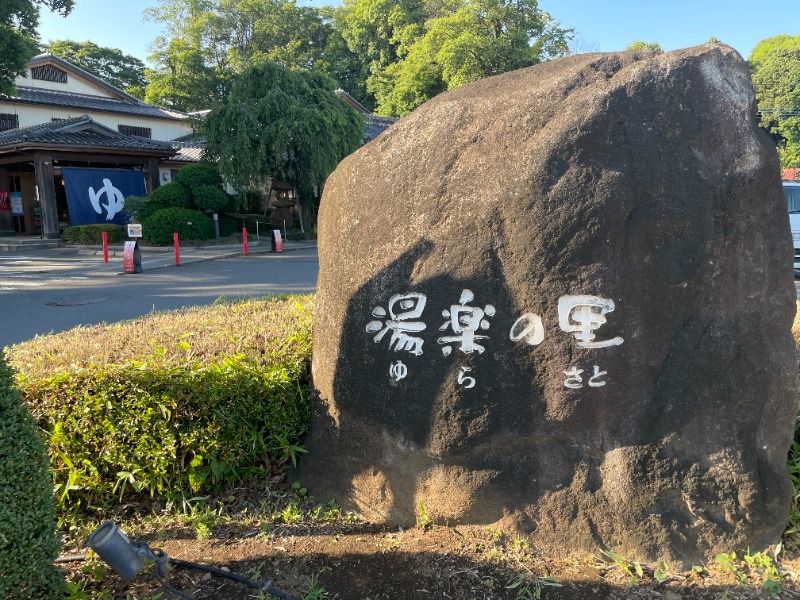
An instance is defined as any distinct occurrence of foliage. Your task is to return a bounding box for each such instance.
[174,163,224,190]
[749,36,800,168]
[8,295,315,523]
[63,224,126,244]
[45,40,147,93]
[122,195,149,222]
[192,184,230,212]
[625,41,663,52]
[345,0,572,115]
[218,213,239,237]
[203,61,363,206]
[0,350,64,599]
[0,0,74,95]
[142,207,213,244]
[152,180,192,208]
[136,198,168,222]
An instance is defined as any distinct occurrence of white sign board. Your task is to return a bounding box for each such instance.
[127,224,143,238]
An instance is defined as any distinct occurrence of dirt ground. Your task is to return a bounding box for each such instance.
[60,511,800,600]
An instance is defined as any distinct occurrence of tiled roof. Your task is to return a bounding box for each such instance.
[783,168,800,182]
[167,144,205,163]
[363,114,397,143]
[8,87,190,121]
[0,115,175,154]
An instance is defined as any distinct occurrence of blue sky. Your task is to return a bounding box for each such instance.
[37,0,794,66]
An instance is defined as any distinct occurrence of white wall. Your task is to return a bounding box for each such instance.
[0,101,193,141]
[15,69,114,98]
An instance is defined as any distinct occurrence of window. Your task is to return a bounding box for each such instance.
[786,186,800,213]
[118,125,152,139]
[0,113,19,132]
[30,65,68,83]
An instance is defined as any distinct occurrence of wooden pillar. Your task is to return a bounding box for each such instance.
[145,158,161,196]
[34,153,59,239]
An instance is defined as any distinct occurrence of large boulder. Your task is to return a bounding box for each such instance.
[297,44,798,564]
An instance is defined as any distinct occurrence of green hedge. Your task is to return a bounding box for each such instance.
[192,184,230,212]
[11,296,315,520]
[0,351,63,599]
[175,164,223,190]
[152,181,192,208]
[142,207,213,245]
[63,224,126,244]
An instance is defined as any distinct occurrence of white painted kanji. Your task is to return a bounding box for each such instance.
[437,289,495,356]
[558,295,624,349]
[366,293,428,355]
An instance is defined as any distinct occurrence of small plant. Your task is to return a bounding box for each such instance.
[506,574,562,600]
[416,500,432,530]
[301,574,328,600]
[653,561,672,582]
[596,549,644,585]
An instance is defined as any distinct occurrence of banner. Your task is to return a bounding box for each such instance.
[0,191,8,211]
[62,168,146,226]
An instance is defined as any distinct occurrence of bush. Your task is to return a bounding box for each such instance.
[175,164,223,190]
[137,198,167,222]
[192,184,230,212]
[142,208,213,245]
[152,181,192,208]
[63,224,126,244]
[218,214,239,237]
[0,351,64,599]
[9,296,315,523]
[123,195,148,222]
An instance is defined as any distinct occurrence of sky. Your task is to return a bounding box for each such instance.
[37,0,795,66]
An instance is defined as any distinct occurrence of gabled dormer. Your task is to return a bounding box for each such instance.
[15,53,143,103]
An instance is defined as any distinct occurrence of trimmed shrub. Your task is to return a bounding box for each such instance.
[152,181,192,208]
[123,195,149,222]
[175,164,223,190]
[218,214,239,237]
[192,184,230,212]
[0,351,63,599]
[63,224,126,244]
[142,207,213,245]
[10,296,314,522]
[137,198,168,222]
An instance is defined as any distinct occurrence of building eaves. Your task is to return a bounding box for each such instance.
[0,115,175,154]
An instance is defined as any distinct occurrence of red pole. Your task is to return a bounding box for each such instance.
[243,227,248,255]
[173,233,180,266]
[102,231,108,263]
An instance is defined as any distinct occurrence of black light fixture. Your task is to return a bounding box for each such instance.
[87,521,298,600]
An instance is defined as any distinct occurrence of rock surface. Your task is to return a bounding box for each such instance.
[296,44,798,564]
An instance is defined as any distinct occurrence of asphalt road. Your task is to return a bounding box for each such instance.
[0,245,318,347]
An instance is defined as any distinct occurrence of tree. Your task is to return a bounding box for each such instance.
[45,40,147,94]
[626,41,663,52]
[365,0,572,116]
[202,62,363,210]
[749,36,800,167]
[0,0,74,95]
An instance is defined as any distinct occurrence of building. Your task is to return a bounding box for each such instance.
[0,54,198,238]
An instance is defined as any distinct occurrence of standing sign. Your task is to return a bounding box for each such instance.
[127,224,143,238]
[62,168,146,226]
[272,229,283,253]
[10,192,23,216]
[0,191,9,211]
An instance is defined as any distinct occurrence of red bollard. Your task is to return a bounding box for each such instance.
[174,233,180,266]
[243,227,248,256]
[102,231,109,263]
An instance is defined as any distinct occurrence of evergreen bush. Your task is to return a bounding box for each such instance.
[192,184,230,212]
[137,198,167,222]
[142,208,213,245]
[123,195,149,222]
[63,224,126,244]
[152,181,192,208]
[0,351,63,599]
[218,214,239,237]
[10,296,314,523]
[175,164,223,190]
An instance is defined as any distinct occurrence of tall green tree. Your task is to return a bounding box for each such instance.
[749,35,800,168]
[45,40,147,94]
[362,0,572,116]
[202,62,363,209]
[0,0,74,95]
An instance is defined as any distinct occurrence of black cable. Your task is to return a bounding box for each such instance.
[168,557,299,600]
[153,566,195,600]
